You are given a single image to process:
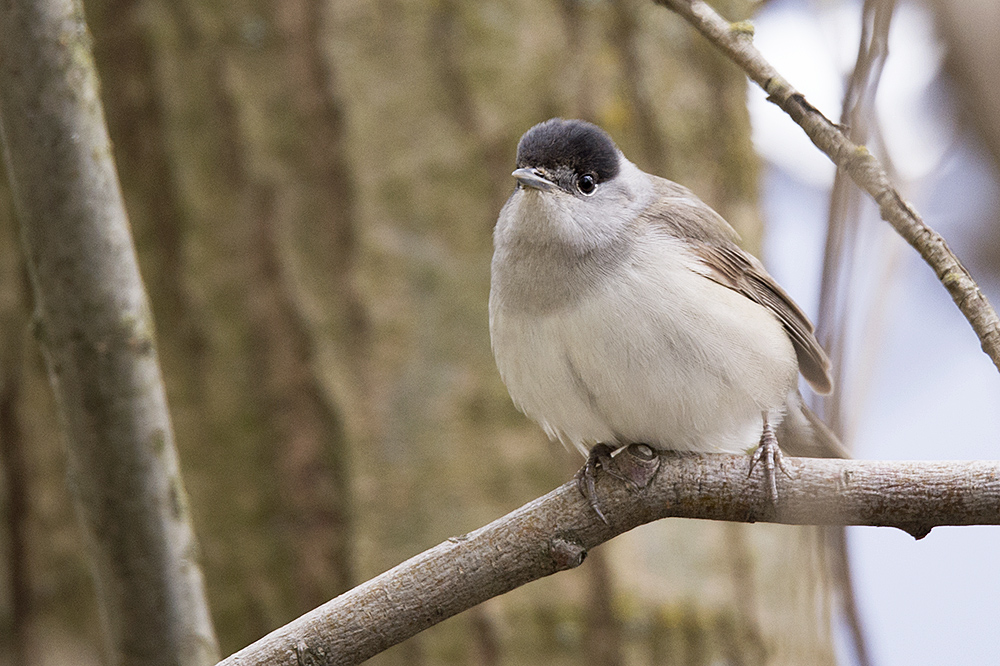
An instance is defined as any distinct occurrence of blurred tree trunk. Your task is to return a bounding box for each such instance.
[0,170,31,666]
[931,0,1000,277]
[1,0,840,664]
[932,0,1000,173]
[0,165,103,666]
[83,0,364,654]
[0,0,218,664]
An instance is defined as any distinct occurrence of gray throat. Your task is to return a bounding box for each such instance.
[492,233,634,316]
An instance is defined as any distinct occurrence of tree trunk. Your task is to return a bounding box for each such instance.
[0,1,218,664]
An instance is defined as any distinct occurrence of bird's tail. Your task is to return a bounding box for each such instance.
[777,390,850,459]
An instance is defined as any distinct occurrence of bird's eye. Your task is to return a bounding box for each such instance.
[577,173,597,195]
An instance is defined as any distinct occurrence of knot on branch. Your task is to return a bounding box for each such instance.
[294,639,325,666]
[549,537,586,571]
[614,443,661,489]
[728,21,755,39]
[901,524,933,540]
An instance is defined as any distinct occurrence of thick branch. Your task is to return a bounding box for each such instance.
[217,451,1000,666]
[0,1,217,664]
[654,0,1000,375]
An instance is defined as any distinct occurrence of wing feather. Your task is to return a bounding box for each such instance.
[639,177,833,394]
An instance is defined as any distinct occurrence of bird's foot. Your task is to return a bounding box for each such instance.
[575,443,660,524]
[748,417,791,505]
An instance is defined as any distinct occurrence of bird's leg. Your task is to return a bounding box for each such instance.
[748,412,790,505]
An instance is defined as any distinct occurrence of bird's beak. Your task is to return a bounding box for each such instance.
[512,167,556,192]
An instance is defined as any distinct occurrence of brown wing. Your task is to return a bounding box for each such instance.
[641,177,834,395]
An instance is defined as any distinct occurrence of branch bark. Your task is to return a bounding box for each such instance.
[218,449,1000,666]
[0,1,218,664]
[654,0,1000,376]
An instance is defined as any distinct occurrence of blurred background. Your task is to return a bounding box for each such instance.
[0,0,997,664]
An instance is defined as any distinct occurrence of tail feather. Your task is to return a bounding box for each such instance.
[777,391,850,459]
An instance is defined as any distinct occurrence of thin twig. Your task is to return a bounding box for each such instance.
[217,451,1000,666]
[818,0,896,436]
[654,0,1000,376]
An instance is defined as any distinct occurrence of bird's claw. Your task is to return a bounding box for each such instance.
[575,443,617,524]
[748,418,790,505]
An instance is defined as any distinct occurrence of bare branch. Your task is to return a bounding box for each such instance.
[654,0,1000,376]
[218,451,1000,666]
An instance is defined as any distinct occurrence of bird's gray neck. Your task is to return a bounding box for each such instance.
[491,229,634,316]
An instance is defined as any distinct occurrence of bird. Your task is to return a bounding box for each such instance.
[488,118,845,521]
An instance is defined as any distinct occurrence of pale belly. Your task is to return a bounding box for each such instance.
[490,260,798,457]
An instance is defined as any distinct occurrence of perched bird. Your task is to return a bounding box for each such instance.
[489,118,845,519]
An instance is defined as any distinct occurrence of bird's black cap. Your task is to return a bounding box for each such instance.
[515,119,620,183]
